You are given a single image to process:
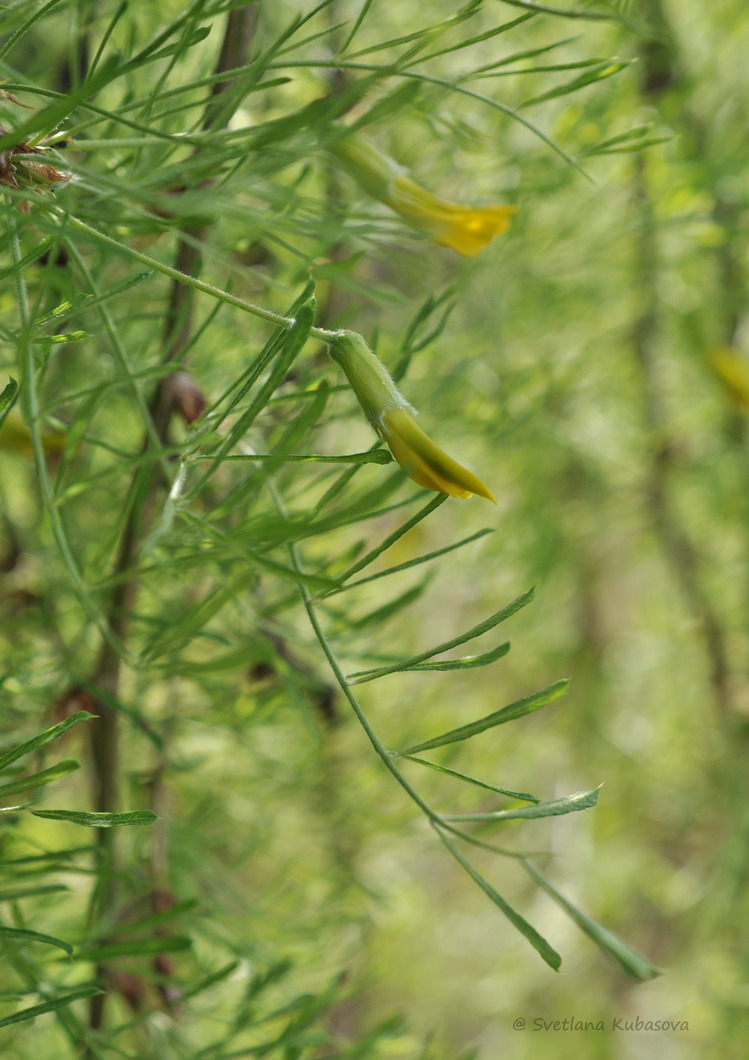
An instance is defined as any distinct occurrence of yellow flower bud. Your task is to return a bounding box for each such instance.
[329,331,495,502]
[329,127,515,257]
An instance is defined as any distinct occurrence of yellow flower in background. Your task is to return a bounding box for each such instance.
[380,406,496,501]
[387,173,515,257]
[328,331,495,502]
[0,410,66,458]
[329,127,516,257]
[708,347,749,412]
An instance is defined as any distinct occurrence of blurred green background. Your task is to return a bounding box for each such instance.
[1,1,748,1057]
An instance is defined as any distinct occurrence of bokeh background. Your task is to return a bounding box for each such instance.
[1,1,748,1057]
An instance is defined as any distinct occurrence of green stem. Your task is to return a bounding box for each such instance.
[8,211,129,663]
[270,483,441,824]
[297,569,441,822]
[46,208,342,342]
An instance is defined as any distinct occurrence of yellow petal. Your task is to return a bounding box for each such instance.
[328,128,516,257]
[381,408,495,502]
[389,174,516,257]
[0,411,66,457]
[709,347,749,411]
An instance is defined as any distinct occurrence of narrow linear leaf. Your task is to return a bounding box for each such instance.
[336,494,447,583]
[0,926,72,957]
[281,59,588,175]
[0,54,122,151]
[348,588,535,684]
[522,859,661,980]
[0,759,80,798]
[192,288,315,490]
[203,300,316,489]
[393,678,569,756]
[324,528,494,596]
[0,712,94,773]
[32,331,88,345]
[351,81,422,129]
[0,885,69,901]
[86,0,128,78]
[495,0,618,20]
[34,272,151,327]
[474,54,603,78]
[587,137,672,156]
[0,378,19,428]
[30,809,157,828]
[244,548,338,593]
[122,25,211,68]
[0,847,92,868]
[404,640,511,674]
[77,682,162,752]
[521,61,629,108]
[140,571,255,661]
[210,381,332,517]
[443,786,600,822]
[0,0,69,64]
[393,286,457,379]
[237,468,406,548]
[155,646,261,677]
[580,123,654,153]
[0,986,101,1029]
[75,935,191,961]
[142,558,333,665]
[119,900,198,937]
[260,20,343,63]
[403,756,538,803]
[343,580,431,633]
[415,12,537,66]
[462,35,578,74]
[180,960,241,1002]
[216,450,392,465]
[339,0,375,51]
[0,236,56,284]
[438,828,561,971]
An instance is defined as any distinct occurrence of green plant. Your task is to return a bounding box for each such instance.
[0,1,680,1055]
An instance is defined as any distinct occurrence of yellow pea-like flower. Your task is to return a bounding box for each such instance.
[328,331,495,502]
[386,174,515,257]
[329,127,515,257]
[380,406,495,502]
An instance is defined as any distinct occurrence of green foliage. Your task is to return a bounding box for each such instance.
[0,712,155,1031]
[0,0,746,1057]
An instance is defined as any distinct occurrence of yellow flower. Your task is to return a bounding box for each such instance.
[387,174,515,257]
[329,127,515,257]
[328,331,495,503]
[708,347,749,411]
[0,410,65,458]
[380,406,496,502]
